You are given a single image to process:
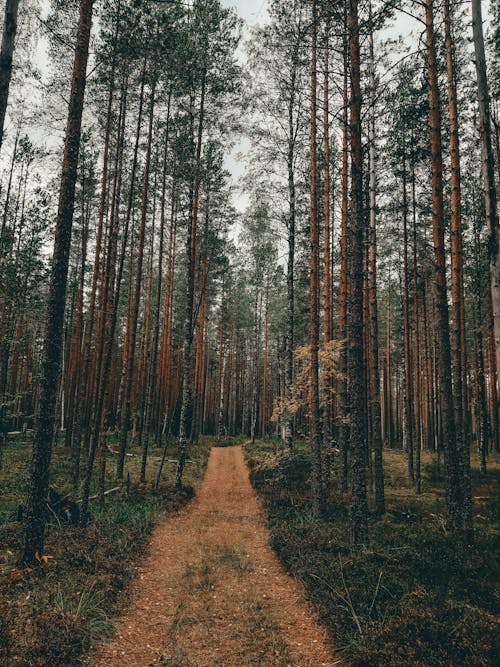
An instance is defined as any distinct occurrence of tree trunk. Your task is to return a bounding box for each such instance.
[309,0,324,519]
[425,0,462,533]
[402,149,414,480]
[176,72,206,489]
[445,0,473,540]
[348,0,369,550]
[411,155,422,493]
[472,0,500,440]
[117,80,155,479]
[22,0,94,564]
[338,3,349,493]
[368,4,384,516]
[284,40,299,451]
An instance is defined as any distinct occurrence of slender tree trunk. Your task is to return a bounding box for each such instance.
[348,0,369,550]
[22,0,94,564]
[80,79,129,522]
[425,0,462,532]
[402,149,414,480]
[385,296,394,448]
[411,156,422,493]
[117,80,156,479]
[473,214,489,474]
[445,0,473,540]
[138,170,157,481]
[322,19,333,487]
[472,0,500,392]
[323,24,332,347]
[368,4,384,515]
[284,45,298,451]
[338,5,349,493]
[143,96,171,467]
[176,72,206,489]
[309,0,324,519]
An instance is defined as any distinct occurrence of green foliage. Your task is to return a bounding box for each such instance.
[246,441,500,667]
[54,583,115,647]
[0,435,211,666]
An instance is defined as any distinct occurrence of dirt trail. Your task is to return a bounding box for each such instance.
[92,446,341,667]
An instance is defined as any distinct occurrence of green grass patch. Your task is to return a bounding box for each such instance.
[245,440,500,667]
[0,432,211,666]
[213,434,247,447]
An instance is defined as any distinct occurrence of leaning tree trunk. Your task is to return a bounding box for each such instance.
[21,0,94,564]
[0,0,20,153]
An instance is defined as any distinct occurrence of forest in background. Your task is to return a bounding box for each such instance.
[0,0,499,664]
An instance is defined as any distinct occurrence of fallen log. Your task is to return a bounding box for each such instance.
[79,485,122,503]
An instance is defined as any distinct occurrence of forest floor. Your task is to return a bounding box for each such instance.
[92,445,339,667]
[1,436,498,666]
[0,433,212,666]
[246,440,500,667]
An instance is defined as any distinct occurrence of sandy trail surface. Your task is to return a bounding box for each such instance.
[92,445,341,666]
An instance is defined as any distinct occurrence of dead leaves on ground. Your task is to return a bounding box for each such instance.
[7,552,56,581]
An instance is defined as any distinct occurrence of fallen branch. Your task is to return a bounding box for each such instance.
[77,485,122,503]
[107,448,137,457]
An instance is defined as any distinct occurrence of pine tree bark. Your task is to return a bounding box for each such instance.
[143,99,171,465]
[402,149,414,481]
[368,4,384,515]
[411,157,422,493]
[425,0,462,532]
[322,20,333,485]
[117,80,156,479]
[284,41,299,452]
[444,0,473,540]
[81,79,129,522]
[338,4,349,493]
[348,0,369,550]
[176,72,206,489]
[309,0,324,519]
[473,215,489,474]
[472,0,500,388]
[22,0,94,564]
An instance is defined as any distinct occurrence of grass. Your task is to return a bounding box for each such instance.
[245,439,500,667]
[0,431,212,667]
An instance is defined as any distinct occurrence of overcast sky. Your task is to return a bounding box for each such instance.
[220,0,269,213]
[221,0,269,25]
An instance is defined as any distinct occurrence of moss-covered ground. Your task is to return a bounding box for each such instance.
[245,440,499,667]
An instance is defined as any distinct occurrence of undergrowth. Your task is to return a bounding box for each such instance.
[0,432,211,667]
[246,440,500,667]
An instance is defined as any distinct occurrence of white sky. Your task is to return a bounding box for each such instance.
[219,0,417,214]
[220,0,269,214]
[221,0,269,25]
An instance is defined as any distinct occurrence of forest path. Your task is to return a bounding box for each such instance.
[92,445,340,667]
